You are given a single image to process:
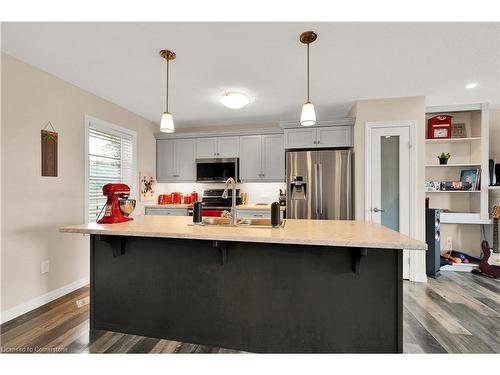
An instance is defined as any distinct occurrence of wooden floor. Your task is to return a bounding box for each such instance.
[1,271,498,354]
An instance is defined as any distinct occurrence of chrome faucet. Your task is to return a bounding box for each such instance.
[222,177,237,225]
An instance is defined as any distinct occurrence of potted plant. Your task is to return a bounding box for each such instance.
[438,152,451,165]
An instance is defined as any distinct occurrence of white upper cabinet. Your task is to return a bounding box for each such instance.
[284,128,317,149]
[217,136,239,158]
[239,135,262,181]
[157,132,284,183]
[195,137,239,158]
[262,134,285,181]
[157,139,196,182]
[317,126,353,147]
[195,138,217,158]
[175,139,196,181]
[239,134,284,182]
[284,126,353,149]
[157,139,176,182]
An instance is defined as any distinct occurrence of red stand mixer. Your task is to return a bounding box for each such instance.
[97,183,136,224]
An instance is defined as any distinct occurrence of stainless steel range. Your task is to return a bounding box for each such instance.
[200,189,242,217]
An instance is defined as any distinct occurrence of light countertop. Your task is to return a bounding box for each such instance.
[60,215,426,250]
[144,204,285,210]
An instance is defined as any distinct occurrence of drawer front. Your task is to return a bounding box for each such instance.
[237,210,271,218]
[145,208,188,216]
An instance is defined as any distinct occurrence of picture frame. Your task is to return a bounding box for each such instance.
[451,122,467,138]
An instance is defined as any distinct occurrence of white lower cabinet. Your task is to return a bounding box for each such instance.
[145,207,188,216]
[239,134,284,182]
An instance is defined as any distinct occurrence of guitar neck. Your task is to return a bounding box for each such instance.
[494,218,499,254]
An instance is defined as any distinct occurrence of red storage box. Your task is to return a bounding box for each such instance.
[428,115,452,139]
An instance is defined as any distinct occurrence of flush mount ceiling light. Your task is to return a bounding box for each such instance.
[299,31,318,126]
[465,82,478,89]
[159,49,176,133]
[220,92,250,109]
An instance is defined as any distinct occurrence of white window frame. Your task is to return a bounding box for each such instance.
[84,115,138,223]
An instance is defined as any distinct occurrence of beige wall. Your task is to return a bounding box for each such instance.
[1,53,157,316]
[351,96,427,279]
[490,109,500,162]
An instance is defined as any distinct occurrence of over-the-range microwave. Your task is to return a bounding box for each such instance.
[196,157,240,182]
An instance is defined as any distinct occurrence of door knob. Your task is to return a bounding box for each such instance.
[372,207,386,213]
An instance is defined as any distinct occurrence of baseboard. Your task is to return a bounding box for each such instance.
[0,277,89,324]
[412,273,428,283]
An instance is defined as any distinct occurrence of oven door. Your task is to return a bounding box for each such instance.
[196,158,239,182]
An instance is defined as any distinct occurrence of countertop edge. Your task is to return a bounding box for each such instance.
[59,227,427,250]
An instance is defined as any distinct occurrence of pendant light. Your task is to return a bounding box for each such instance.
[159,49,176,133]
[299,31,317,126]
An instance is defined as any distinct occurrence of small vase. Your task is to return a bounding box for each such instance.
[439,158,448,165]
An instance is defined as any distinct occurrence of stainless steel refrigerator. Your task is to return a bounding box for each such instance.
[286,149,352,220]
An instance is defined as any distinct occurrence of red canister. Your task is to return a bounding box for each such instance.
[190,191,199,203]
[172,192,182,204]
[183,195,191,204]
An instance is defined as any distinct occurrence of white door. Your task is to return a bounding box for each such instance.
[239,135,262,181]
[367,124,414,279]
[262,134,285,181]
[217,137,239,158]
[195,138,217,158]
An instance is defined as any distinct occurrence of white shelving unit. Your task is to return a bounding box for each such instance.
[424,103,491,268]
[425,103,490,226]
[425,137,480,144]
[425,190,480,193]
[425,163,481,168]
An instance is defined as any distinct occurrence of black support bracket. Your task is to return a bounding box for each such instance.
[96,235,126,257]
[352,248,368,274]
[212,240,228,265]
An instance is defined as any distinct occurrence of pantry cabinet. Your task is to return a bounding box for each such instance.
[284,125,353,149]
[239,134,284,182]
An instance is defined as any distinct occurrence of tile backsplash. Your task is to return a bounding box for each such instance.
[156,182,285,205]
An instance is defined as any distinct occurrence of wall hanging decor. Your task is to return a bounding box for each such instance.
[140,171,156,201]
[41,121,58,177]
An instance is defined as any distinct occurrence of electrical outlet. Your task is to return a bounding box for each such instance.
[41,260,50,274]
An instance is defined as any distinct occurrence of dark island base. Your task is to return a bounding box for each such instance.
[90,235,402,353]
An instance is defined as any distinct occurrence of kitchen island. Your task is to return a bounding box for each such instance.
[60,216,426,353]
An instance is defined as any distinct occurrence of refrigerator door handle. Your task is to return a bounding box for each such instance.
[318,163,323,215]
[314,163,319,215]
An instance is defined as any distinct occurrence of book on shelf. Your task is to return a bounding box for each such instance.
[460,168,481,190]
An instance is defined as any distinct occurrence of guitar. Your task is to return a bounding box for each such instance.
[476,205,500,278]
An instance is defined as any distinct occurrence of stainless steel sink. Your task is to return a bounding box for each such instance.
[238,218,286,228]
[193,217,285,228]
[201,217,234,226]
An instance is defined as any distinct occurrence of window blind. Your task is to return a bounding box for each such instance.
[88,126,134,222]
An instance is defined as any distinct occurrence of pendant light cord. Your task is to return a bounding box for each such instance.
[306,42,310,102]
[166,58,169,113]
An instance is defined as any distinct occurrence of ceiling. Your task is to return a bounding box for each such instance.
[2,22,499,128]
